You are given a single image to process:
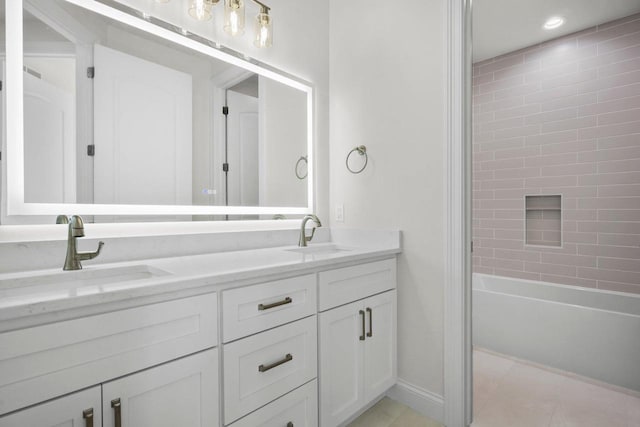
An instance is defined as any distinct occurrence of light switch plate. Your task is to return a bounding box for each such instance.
[335,204,344,223]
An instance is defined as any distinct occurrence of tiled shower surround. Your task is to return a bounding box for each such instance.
[472,14,640,294]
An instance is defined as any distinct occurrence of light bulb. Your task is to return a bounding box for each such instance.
[230,10,239,32]
[254,11,272,48]
[189,0,212,21]
[224,0,245,36]
[259,26,268,44]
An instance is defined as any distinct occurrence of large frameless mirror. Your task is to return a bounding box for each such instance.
[2,0,313,223]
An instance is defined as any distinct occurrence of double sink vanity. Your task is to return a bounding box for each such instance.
[0,228,400,427]
[0,0,399,425]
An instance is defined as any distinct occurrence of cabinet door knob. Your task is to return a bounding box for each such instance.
[366,307,373,337]
[258,353,293,372]
[359,310,365,341]
[111,398,122,427]
[287,423,294,427]
[82,408,94,427]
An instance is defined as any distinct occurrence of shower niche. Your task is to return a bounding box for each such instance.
[525,195,562,247]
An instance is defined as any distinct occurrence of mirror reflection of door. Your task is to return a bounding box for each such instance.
[223,75,260,221]
[225,76,259,208]
[93,44,192,209]
[23,58,76,204]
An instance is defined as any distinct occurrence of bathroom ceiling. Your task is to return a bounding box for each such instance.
[473,0,640,62]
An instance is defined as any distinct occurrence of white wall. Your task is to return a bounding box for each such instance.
[329,0,446,398]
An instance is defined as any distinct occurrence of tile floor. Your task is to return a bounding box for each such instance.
[347,397,441,427]
[472,348,640,427]
[349,348,640,427]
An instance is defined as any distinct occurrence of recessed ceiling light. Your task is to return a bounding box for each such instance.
[544,16,565,30]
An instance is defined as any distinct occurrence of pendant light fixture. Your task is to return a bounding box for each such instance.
[252,0,272,48]
[154,0,273,48]
[188,0,218,21]
[224,0,245,36]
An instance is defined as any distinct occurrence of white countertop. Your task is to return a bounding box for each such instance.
[0,236,400,330]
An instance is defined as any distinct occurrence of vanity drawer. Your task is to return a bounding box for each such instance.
[223,274,316,342]
[0,293,218,416]
[230,380,317,427]
[223,316,317,424]
[318,259,396,311]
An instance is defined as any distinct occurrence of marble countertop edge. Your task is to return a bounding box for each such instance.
[0,241,401,327]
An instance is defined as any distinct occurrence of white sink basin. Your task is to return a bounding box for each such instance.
[285,244,352,256]
[0,265,171,296]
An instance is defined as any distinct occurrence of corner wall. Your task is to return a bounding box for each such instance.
[473,14,640,294]
[329,0,447,401]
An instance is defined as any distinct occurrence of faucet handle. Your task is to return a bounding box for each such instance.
[56,215,70,224]
[77,241,105,261]
[306,227,318,243]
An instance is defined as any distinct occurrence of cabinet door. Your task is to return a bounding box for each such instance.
[103,349,219,427]
[318,300,364,427]
[364,290,397,402]
[0,386,101,427]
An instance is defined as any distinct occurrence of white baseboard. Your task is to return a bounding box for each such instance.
[386,379,445,424]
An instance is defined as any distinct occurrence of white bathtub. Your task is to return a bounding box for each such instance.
[473,273,640,392]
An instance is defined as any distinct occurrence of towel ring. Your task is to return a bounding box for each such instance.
[346,145,368,174]
[295,156,308,180]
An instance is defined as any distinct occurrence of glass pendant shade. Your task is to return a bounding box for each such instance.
[224,0,245,36]
[254,11,272,48]
[189,0,213,21]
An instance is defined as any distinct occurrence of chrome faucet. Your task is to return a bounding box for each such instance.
[298,214,322,247]
[63,215,104,271]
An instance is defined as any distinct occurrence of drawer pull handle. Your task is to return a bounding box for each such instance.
[259,297,292,311]
[359,310,365,341]
[83,408,94,427]
[111,398,122,427]
[259,353,293,372]
[366,307,373,337]
[287,423,294,427]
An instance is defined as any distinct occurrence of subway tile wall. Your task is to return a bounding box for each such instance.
[472,13,640,294]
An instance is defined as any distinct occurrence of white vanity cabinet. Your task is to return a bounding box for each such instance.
[0,293,220,426]
[0,386,102,427]
[318,260,397,427]
[229,380,318,427]
[0,350,219,427]
[221,276,318,425]
[102,349,219,427]
[0,254,398,427]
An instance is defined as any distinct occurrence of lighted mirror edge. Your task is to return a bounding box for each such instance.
[11,203,312,216]
[4,0,316,218]
[95,0,309,91]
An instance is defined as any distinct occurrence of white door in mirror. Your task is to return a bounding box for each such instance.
[24,71,76,204]
[226,90,259,207]
[93,44,192,207]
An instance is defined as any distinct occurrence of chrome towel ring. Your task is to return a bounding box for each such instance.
[295,156,308,179]
[346,145,368,174]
